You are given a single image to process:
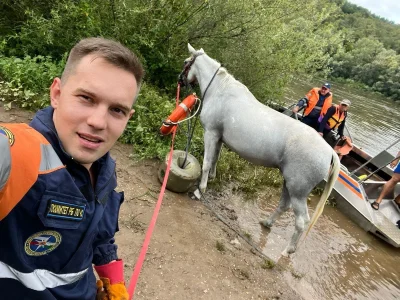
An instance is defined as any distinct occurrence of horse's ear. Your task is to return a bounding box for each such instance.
[199,48,204,53]
[188,43,196,54]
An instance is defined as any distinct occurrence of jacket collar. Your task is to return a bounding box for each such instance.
[30,107,71,163]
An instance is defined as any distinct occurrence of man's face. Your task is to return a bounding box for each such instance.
[50,55,138,169]
[339,104,349,112]
[320,86,330,96]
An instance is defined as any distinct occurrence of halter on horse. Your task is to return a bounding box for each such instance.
[182,44,340,254]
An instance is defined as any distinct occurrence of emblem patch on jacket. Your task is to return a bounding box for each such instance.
[46,199,86,221]
[0,126,15,146]
[25,231,62,256]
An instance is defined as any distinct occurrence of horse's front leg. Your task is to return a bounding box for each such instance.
[195,130,221,198]
[209,140,222,180]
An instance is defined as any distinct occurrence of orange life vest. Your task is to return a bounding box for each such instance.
[303,88,332,117]
[326,105,346,130]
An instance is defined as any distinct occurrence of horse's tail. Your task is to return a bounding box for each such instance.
[305,149,340,237]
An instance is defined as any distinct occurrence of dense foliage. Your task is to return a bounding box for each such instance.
[0,0,399,190]
[0,0,344,100]
[0,0,344,154]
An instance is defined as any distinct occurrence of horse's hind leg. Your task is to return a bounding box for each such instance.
[198,130,221,194]
[260,180,291,228]
[209,140,222,179]
[285,197,310,255]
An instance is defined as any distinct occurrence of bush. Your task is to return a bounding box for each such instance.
[3,1,108,59]
[209,148,284,197]
[0,54,65,109]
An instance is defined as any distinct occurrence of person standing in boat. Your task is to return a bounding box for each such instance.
[317,99,351,147]
[292,82,333,131]
[371,151,400,211]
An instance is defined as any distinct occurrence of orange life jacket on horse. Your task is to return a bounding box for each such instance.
[303,88,332,118]
[326,105,346,130]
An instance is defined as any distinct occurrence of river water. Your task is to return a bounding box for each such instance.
[242,79,400,300]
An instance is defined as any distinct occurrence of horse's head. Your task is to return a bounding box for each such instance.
[178,43,204,86]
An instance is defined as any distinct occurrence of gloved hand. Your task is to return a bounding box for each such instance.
[94,259,129,300]
[96,277,129,300]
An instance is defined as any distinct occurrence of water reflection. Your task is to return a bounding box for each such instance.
[285,206,400,300]
[282,78,400,156]
[229,193,400,300]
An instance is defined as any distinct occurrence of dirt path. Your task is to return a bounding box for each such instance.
[0,106,300,300]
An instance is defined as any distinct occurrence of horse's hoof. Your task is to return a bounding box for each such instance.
[188,191,199,200]
[283,245,296,255]
[259,219,273,228]
[281,249,290,257]
[193,189,202,200]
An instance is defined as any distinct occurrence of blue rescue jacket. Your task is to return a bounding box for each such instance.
[0,107,124,299]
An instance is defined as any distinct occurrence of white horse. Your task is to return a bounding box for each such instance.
[184,44,340,254]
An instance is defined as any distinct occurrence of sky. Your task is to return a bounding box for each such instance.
[347,0,400,24]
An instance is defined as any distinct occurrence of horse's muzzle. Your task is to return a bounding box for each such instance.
[178,70,187,86]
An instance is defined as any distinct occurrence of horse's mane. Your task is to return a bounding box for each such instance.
[197,53,231,77]
[198,52,248,92]
[217,67,229,76]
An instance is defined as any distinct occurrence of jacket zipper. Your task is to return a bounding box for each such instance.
[95,164,116,204]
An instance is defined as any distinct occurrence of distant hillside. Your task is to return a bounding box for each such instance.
[327,0,400,101]
[334,0,400,53]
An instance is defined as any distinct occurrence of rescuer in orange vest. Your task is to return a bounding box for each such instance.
[317,99,351,147]
[318,99,350,138]
[292,82,333,131]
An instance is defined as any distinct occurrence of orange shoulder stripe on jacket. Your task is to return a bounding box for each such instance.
[0,123,50,221]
